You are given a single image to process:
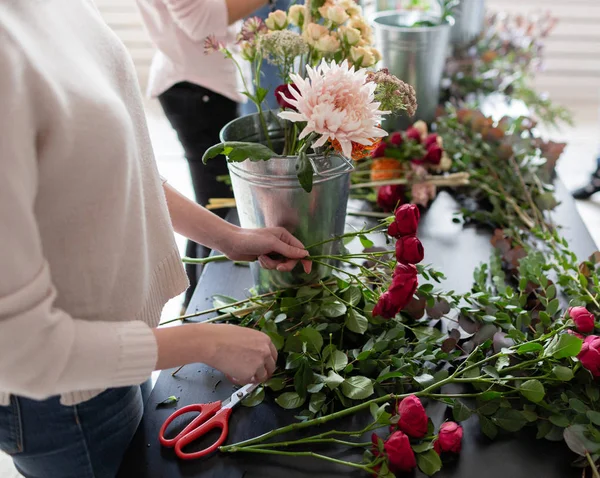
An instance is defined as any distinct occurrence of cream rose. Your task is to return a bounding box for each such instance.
[413,120,428,140]
[350,46,375,67]
[338,0,363,17]
[326,6,350,25]
[370,47,382,63]
[240,41,256,61]
[303,22,329,46]
[339,25,361,46]
[288,4,305,27]
[315,34,341,53]
[265,10,288,30]
[348,17,373,44]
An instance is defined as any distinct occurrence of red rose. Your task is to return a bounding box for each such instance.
[578,335,600,377]
[395,235,424,264]
[388,263,418,311]
[406,127,421,143]
[434,422,463,454]
[390,132,403,146]
[395,395,428,438]
[423,144,443,165]
[384,431,417,473]
[377,185,405,212]
[372,141,388,158]
[275,83,299,110]
[424,133,438,148]
[388,204,420,237]
[372,292,397,319]
[569,306,595,334]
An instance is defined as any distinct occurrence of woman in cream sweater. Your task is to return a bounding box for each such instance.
[0,1,309,477]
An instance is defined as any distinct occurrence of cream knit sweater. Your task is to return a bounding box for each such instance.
[0,0,189,406]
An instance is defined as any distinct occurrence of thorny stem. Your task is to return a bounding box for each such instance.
[306,224,388,251]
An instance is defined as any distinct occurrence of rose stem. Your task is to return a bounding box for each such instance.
[586,452,600,478]
[306,224,388,250]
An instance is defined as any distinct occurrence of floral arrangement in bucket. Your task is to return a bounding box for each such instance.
[201,1,417,192]
[349,120,468,211]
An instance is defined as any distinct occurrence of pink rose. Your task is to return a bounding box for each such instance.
[569,306,595,334]
[424,133,439,148]
[275,83,299,110]
[390,132,403,146]
[372,292,397,319]
[372,431,417,473]
[424,144,443,165]
[377,185,405,212]
[406,127,421,143]
[372,141,388,158]
[388,263,418,310]
[394,395,428,438]
[578,335,600,378]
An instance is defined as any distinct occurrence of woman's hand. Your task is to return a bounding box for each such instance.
[222,227,312,274]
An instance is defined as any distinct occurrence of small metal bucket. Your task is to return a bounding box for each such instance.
[451,0,486,47]
[372,10,452,127]
[220,112,353,292]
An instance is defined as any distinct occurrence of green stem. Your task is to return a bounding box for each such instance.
[221,447,372,472]
[306,224,387,251]
[182,255,229,265]
[245,438,372,450]
[586,452,600,478]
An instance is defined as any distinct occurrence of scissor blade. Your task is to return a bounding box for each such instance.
[221,383,260,409]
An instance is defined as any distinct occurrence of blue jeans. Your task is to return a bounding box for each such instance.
[0,384,149,478]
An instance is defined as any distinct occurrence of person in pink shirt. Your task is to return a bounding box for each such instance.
[136,0,276,309]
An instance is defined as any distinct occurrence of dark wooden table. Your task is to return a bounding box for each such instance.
[119,179,596,478]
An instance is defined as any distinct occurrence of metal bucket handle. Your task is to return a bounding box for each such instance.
[309,154,355,177]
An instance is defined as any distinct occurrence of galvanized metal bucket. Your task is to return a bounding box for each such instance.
[371,11,452,128]
[220,112,353,292]
[451,0,486,47]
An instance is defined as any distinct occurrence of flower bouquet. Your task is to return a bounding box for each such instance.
[202,0,417,192]
[350,120,468,212]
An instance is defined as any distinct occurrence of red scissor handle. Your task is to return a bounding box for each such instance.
[174,406,232,460]
[158,401,222,448]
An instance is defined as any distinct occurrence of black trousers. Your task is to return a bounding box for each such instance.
[158,82,238,307]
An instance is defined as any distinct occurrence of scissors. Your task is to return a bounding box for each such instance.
[158,383,259,460]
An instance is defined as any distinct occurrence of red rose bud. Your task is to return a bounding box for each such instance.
[578,335,600,378]
[395,234,424,264]
[373,292,398,319]
[384,431,417,473]
[388,204,420,237]
[388,263,418,311]
[395,395,428,438]
[275,83,299,110]
[406,127,421,143]
[424,144,443,165]
[569,306,595,334]
[568,329,584,339]
[390,132,403,146]
[434,422,463,454]
[372,141,388,158]
[377,185,405,212]
[424,133,439,148]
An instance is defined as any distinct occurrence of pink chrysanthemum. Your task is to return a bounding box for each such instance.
[204,35,224,54]
[277,60,389,159]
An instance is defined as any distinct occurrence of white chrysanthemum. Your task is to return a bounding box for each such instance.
[278,60,388,159]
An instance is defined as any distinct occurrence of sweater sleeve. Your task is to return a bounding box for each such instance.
[0,32,158,400]
[162,0,229,42]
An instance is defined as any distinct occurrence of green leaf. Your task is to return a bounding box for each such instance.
[297,327,324,353]
[294,362,314,399]
[545,333,583,359]
[569,399,588,414]
[412,442,434,453]
[519,379,545,403]
[496,355,510,371]
[274,313,287,323]
[343,286,363,306]
[255,86,268,104]
[549,414,570,428]
[264,377,286,391]
[324,370,345,390]
[563,425,600,456]
[517,343,544,354]
[553,365,574,381]
[587,384,600,402]
[202,141,276,164]
[546,298,559,317]
[453,400,473,422]
[156,395,179,408]
[493,409,527,432]
[546,284,556,300]
[537,420,553,439]
[482,366,500,379]
[416,449,442,476]
[296,152,314,193]
[359,235,374,249]
[341,376,374,400]
[266,331,284,351]
[309,393,326,414]
[413,327,443,342]
[522,410,538,422]
[346,309,369,334]
[587,411,600,426]
[326,350,348,372]
[479,416,498,439]
[307,382,325,393]
[297,286,322,299]
[241,386,265,407]
[275,392,306,410]
[321,300,347,318]
[414,374,435,387]
[480,391,503,401]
